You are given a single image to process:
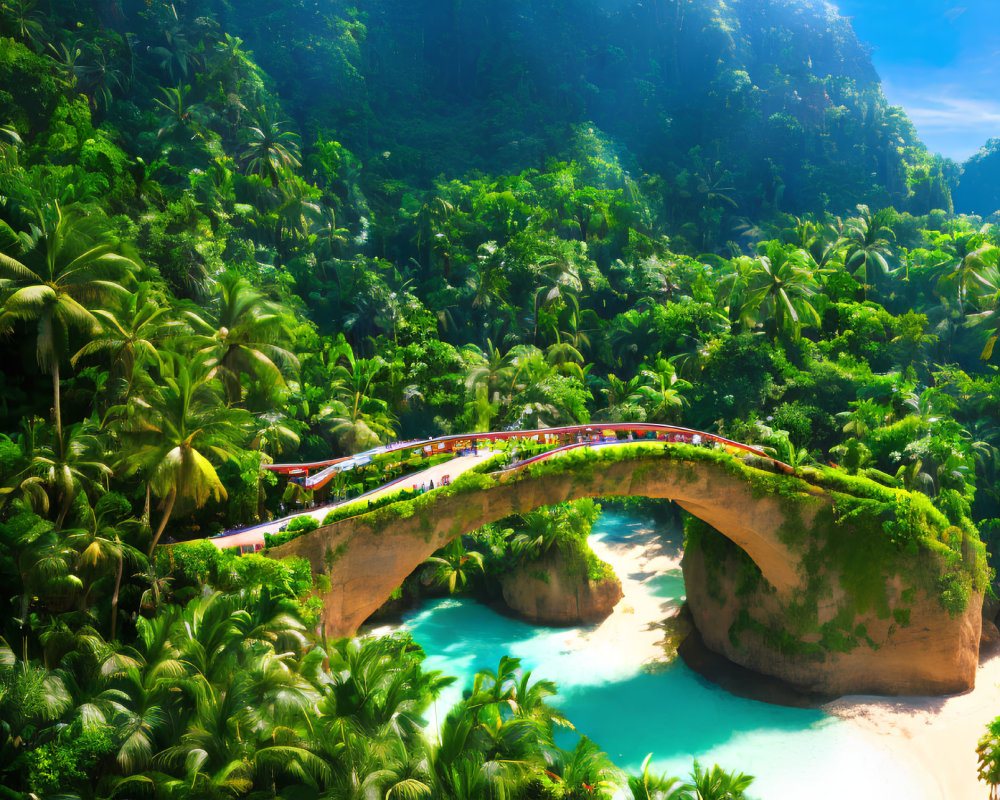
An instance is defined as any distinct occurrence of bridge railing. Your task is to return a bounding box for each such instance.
[264,423,793,491]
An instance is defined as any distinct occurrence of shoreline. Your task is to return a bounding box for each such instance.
[589,518,998,800]
[824,649,1000,800]
[583,519,687,668]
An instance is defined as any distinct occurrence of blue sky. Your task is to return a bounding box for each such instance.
[830,0,1000,161]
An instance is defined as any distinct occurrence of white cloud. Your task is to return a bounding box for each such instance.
[879,72,1000,159]
[900,95,1000,130]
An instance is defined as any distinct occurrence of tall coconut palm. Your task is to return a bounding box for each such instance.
[188,273,300,406]
[0,205,138,448]
[840,204,896,301]
[120,355,247,554]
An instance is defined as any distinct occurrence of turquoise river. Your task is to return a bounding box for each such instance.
[378,512,936,799]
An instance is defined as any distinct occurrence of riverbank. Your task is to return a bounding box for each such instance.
[575,515,686,668]
[590,515,995,799]
[826,651,1000,800]
[393,512,932,798]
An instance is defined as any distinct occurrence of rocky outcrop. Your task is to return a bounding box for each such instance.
[682,523,981,696]
[500,549,622,625]
[982,618,1000,649]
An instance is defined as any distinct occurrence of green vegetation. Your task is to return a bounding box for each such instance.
[411,497,615,603]
[1,0,999,793]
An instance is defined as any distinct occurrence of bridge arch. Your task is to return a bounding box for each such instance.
[270,445,983,696]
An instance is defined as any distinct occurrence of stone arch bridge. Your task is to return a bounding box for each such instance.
[269,444,984,697]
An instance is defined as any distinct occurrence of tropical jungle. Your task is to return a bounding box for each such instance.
[2,0,1000,798]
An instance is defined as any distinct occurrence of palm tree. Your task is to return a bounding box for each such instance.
[425,539,485,594]
[601,373,644,420]
[935,232,998,310]
[313,206,351,260]
[841,204,896,301]
[414,196,456,268]
[629,754,687,800]
[120,355,247,554]
[6,508,79,627]
[467,242,511,344]
[71,283,179,401]
[464,340,513,407]
[18,421,112,532]
[966,264,1000,361]
[0,205,138,447]
[1,0,46,51]
[188,273,300,406]
[274,174,322,244]
[320,353,397,454]
[250,411,300,458]
[532,254,582,344]
[637,357,690,422]
[550,737,624,798]
[154,84,210,142]
[740,241,821,340]
[683,760,755,800]
[607,308,659,373]
[510,511,562,562]
[63,493,146,637]
[99,612,182,773]
[240,106,302,184]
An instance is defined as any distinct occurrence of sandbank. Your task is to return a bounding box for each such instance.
[825,649,1000,800]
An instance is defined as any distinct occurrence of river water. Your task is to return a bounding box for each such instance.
[387,511,933,799]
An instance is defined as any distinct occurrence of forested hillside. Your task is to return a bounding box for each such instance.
[954,139,1000,217]
[2,0,1000,797]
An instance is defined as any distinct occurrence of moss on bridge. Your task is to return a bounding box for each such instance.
[272,442,986,616]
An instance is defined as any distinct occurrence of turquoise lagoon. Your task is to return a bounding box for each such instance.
[393,512,935,800]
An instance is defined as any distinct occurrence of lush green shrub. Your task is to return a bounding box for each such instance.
[162,540,314,598]
[286,515,319,534]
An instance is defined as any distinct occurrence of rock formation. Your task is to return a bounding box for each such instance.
[500,548,623,625]
[682,524,981,696]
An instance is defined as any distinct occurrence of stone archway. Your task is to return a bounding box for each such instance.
[270,447,983,696]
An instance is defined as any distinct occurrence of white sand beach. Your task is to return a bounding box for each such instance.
[582,519,687,667]
[589,521,999,800]
[826,651,1000,800]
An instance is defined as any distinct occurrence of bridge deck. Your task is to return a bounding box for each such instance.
[212,424,790,552]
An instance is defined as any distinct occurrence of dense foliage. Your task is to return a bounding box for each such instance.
[2,0,1000,796]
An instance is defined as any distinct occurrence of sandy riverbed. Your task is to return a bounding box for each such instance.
[582,517,687,666]
[587,520,998,800]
